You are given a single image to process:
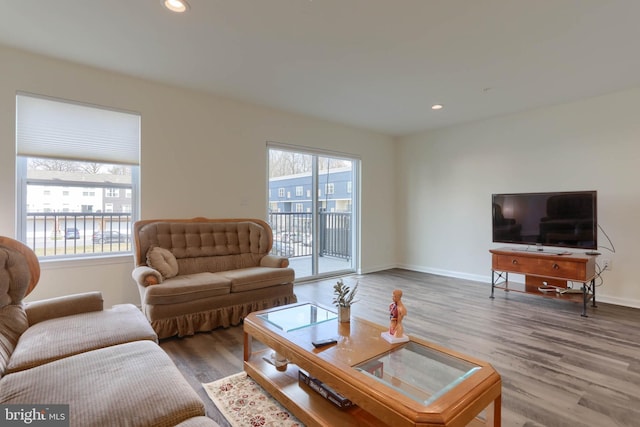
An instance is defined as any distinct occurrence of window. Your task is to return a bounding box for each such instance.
[347,181,352,194]
[278,188,285,197]
[296,186,303,197]
[325,183,335,195]
[16,93,140,258]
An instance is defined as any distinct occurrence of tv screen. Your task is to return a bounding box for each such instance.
[492,191,597,250]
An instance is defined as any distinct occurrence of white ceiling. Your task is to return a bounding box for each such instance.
[2,0,640,136]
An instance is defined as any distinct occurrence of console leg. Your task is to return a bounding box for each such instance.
[581,284,588,317]
[591,278,597,307]
[490,270,495,299]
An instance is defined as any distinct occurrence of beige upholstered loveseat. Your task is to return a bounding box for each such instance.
[0,236,218,427]
[132,218,296,339]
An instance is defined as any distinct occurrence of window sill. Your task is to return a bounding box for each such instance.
[39,253,134,270]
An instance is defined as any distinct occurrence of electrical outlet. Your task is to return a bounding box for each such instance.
[602,259,612,271]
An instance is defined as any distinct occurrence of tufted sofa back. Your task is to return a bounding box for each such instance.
[0,237,40,308]
[0,237,39,378]
[133,218,275,275]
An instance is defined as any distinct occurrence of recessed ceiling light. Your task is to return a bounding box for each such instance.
[164,0,190,13]
[431,104,444,110]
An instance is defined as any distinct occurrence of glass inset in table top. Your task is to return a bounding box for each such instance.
[355,341,481,406]
[257,303,337,332]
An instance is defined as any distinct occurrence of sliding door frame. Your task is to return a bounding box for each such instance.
[267,141,360,280]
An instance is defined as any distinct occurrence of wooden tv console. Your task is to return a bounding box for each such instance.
[489,247,597,317]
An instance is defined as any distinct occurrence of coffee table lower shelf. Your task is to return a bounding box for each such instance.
[244,350,486,427]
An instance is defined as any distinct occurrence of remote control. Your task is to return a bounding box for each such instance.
[312,338,337,348]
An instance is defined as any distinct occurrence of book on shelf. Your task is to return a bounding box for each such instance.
[298,369,355,409]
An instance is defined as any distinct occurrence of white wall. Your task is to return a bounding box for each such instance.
[398,87,640,308]
[0,45,396,307]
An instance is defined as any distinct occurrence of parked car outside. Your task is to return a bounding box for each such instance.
[301,233,312,246]
[92,231,130,244]
[280,232,312,245]
[65,228,80,239]
[278,232,293,243]
[272,241,294,258]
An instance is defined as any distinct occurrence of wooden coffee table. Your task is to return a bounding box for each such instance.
[244,302,501,427]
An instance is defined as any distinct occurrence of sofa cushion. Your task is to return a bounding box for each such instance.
[144,273,231,305]
[6,304,157,373]
[177,253,264,275]
[147,246,179,279]
[25,291,104,326]
[0,305,28,378]
[223,267,295,293]
[0,341,205,426]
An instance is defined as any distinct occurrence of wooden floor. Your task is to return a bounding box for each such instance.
[160,269,640,427]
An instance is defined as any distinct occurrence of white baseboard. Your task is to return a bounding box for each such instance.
[359,263,398,275]
[395,263,640,309]
[596,295,640,309]
[396,263,489,283]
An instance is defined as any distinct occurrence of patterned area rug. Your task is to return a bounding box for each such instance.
[203,372,304,427]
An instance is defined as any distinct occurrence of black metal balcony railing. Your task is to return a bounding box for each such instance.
[268,212,351,260]
[24,212,133,257]
[24,212,351,259]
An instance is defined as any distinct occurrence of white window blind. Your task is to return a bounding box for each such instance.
[16,93,140,165]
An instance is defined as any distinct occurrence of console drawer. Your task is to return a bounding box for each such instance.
[493,254,586,281]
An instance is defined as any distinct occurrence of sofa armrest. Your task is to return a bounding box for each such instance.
[25,291,104,326]
[260,255,289,268]
[132,266,163,287]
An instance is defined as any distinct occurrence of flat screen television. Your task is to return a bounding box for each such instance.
[492,191,597,251]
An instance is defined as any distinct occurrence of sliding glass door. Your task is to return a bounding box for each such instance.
[267,144,358,280]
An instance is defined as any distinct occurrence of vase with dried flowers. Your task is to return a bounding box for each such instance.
[332,279,358,323]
